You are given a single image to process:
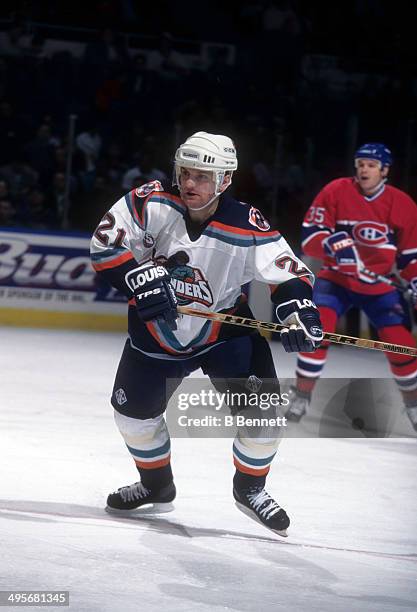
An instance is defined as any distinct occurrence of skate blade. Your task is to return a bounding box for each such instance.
[105,502,175,516]
[235,501,288,538]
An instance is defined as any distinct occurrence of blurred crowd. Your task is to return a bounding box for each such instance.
[1,1,417,244]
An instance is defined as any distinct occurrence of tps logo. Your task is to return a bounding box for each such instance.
[352,222,388,246]
[155,251,213,307]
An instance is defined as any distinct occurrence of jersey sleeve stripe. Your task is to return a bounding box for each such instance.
[92,250,135,271]
[299,275,313,287]
[398,253,417,269]
[401,248,417,256]
[301,229,331,248]
[397,255,417,270]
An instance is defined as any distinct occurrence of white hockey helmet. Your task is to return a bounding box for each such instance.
[174,131,238,195]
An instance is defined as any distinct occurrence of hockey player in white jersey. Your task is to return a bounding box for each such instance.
[90,132,323,536]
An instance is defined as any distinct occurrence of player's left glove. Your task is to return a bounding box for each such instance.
[276,299,323,352]
[409,278,417,308]
[322,231,362,277]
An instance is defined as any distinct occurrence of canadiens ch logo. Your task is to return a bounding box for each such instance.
[352,221,389,246]
[155,251,213,307]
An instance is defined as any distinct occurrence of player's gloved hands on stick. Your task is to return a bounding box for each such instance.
[322,231,362,277]
[276,299,323,352]
[126,262,178,330]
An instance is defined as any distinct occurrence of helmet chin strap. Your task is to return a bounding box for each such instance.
[186,191,221,212]
[178,170,232,212]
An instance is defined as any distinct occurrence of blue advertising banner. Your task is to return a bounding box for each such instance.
[0,228,127,330]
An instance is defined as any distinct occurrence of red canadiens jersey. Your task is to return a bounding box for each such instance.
[301,177,417,295]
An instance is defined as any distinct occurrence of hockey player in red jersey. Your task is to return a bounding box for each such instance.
[90,132,323,536]
[286,143,417,431]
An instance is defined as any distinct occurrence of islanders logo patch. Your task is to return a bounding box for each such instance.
[155,251,213,307]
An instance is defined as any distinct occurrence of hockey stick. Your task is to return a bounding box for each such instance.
[326,266,408,293]
[177,305,417,356]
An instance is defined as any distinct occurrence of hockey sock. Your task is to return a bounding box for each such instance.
[378,325,417,406]
[233,469,266,491]
[295,306,336,395]
[137,463,174,490]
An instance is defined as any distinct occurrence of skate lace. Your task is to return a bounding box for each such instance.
[119,482,150,503]
[247,488,281,519]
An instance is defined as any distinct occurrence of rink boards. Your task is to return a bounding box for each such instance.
[0,228,127,330]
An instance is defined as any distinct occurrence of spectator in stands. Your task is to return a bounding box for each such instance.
[52,146,68,174]
[0,157,38,198]
[22,187,58,230]
[0,101,26,164]
[71,174,121,231]
[129,54,151,97]
[0,179,11,201]
[0,23,27,57]
[101,141,127,184]
[0,199,17,227]
[76,125,102,190]
[147,32,187,78]
[46,172,71,223]
[24,123,59,186]
[0,58,8,100]
[121,151,168,191]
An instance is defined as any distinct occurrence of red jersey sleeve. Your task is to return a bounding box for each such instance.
[301,181,337,259]
[394,191,417,282]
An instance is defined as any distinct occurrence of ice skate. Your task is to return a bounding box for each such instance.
[106,481,176,516]
[233,485,290,537]
[285,386,311,422]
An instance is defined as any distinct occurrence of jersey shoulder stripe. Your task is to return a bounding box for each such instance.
[209,195,280,245]
[124,189,186,229]
[204,221,281,247]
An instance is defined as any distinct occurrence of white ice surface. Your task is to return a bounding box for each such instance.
[1,327,416,612]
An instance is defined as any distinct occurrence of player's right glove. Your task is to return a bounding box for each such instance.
[276,299,323,352]
[125,262,178,330]
[322,231,361,277]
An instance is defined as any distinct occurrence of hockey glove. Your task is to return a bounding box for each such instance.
[276,299,323,353]
[409,278,417,309]
[125,262,178,330]
[322,231,362,277]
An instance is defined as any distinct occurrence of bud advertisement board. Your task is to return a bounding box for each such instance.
[0,228,126,330]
